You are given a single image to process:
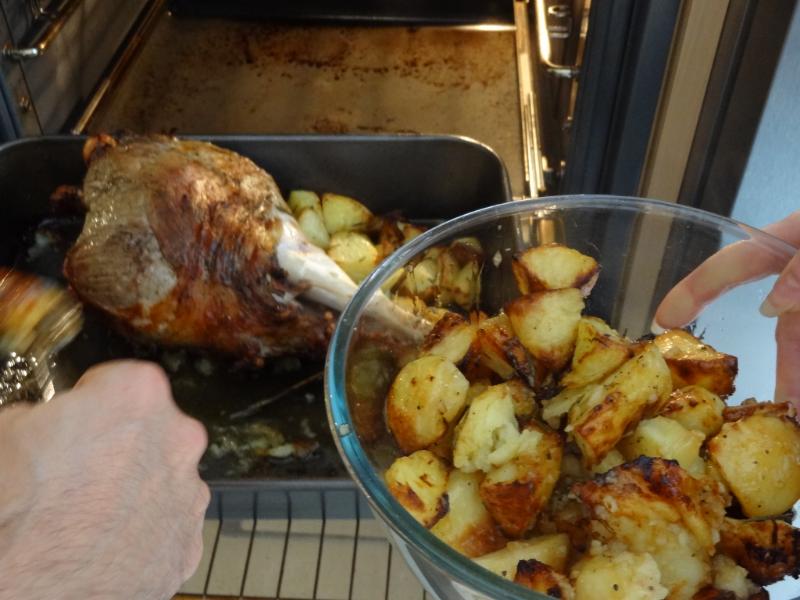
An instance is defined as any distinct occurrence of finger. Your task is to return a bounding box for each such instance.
[775,311,800,410]
[654,238,787,328]
[760,251,800,317]
[763,210,800,246]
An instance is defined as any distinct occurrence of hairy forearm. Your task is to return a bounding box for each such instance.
[0,404,40,599]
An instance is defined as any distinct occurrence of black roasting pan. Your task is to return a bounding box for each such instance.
[0,134,512,485]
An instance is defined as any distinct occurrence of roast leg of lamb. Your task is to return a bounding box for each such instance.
[63,135,423,362]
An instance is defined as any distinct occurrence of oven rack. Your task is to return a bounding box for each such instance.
[177,482,429,600]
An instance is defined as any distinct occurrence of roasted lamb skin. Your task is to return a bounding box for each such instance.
[64,136,336,362]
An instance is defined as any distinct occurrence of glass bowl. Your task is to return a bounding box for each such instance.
[325,196,799,600]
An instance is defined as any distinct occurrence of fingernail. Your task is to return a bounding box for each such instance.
[649,318,666,335]
[759,297,780,318]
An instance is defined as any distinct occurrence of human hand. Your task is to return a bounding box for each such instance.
[0,360,210,600]
[655,211,800,406]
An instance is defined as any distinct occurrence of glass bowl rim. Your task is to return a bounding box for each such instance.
[324,194,797,600]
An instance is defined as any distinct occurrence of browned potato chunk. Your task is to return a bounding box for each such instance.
[710,554,762,599]
[534,487,592,554]
[506,289,585,373]
[296,207,331,249]
[719,517,800,585]
[430,470,505,557]
[707,414,800,517]
[384,450,449,527]
[618,416,706,477]
[386,356,470,453]
[474,313,536,385]
[399,221,426,243]
[561,317,632,389]
[511,243,599,296]
[569,343,672,466]
[376,219,405,260]
[570,550,668,600]
[287,189,321,214]
[711,554,760,598]
[653,330,738,397]
[505,378,537,419]
[321,192,373,234]
[453,383,532,473]
[327,232,378,283]
[590,448,625,474]
[438,249,481,310]
[399,248,441,301]
[573,458,728,599]
[479,423,563,538]
[691,586,767,600]
[722,399,796,422]
[473,533,570,576]
[541,383,600,429]
[658,385,725,438]
[392,295,449,324]
[514,559,575,598]
[419,312,477,364]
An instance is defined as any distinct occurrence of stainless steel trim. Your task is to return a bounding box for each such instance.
[533,0,580,78]
[2,0,82,60]
[70,0,165,133]
[513,0,547,197]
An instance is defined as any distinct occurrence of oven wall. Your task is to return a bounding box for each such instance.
[0,0,148,136]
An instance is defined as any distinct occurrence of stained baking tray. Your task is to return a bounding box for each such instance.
[0,134,511,485]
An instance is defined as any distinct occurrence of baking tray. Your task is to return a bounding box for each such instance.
[0,134,511,485]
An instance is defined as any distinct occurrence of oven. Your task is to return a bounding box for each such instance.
[1,1,797,598]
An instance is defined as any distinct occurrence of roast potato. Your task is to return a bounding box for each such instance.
[419,312,477,365]
[653,329,737,397]
[710,554,761,600]
[570,550,668,600]
[321,192,373,234]
[541,383,600,429]
[473,313,537,385]
[386,355,470,453]
[430,469,506,557]
[287,189,321,214]
[658,385,725,438]
[722,399,796,422]
[560,317,631,389]
[618,416,706,477]
[453,383,533,473]
[718,517,800,585]
[511,243,599,296]
[399,221,426,243]
[707,414,800,517]
[573,458,728,599]
[376,218,405,260]
[399,248,441,301]
[384,450,449,527]
[473,533,570,577]
[327,231,378,283]
[569,343,672,466]
[296,207,331,249]
[437,249,481,310]
[590,448,625,475]
[505,378,537,420]
[479,422,563,538]
[506,288,585,373]
[514,559,575,598]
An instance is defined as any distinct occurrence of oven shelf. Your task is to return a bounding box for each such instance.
[179,482,429,600]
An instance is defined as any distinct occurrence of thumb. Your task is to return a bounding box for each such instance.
[775,311,800,411]
[760,251,800,318]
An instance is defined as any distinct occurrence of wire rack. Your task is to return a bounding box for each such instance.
[179,482,429,600]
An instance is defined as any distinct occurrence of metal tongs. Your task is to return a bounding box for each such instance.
[0,268,83,406]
